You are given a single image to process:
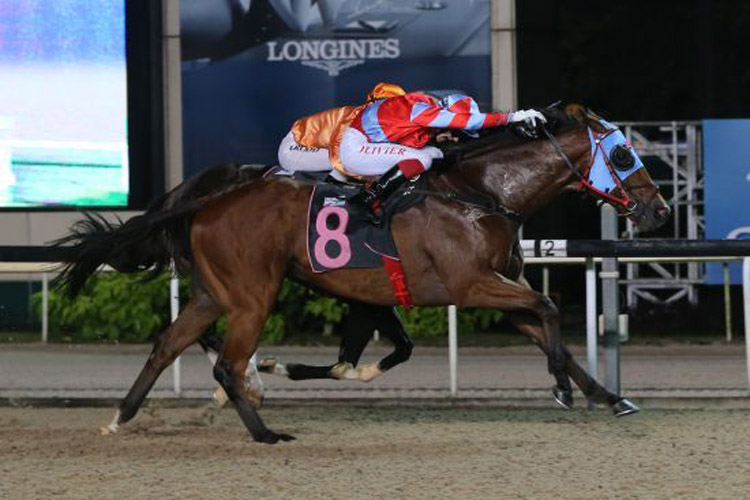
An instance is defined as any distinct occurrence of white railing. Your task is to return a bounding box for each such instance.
[3,254,750,395]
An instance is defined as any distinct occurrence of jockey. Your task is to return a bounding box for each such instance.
[277,83,408,179]
[279,83,547,222]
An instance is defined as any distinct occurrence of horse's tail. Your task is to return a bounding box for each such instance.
[54,163,269,298]
[53,197,201,297]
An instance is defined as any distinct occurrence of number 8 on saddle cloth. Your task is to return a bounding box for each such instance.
[306,181,425,273]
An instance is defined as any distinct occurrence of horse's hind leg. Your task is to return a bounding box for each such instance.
[102,290,221,434]
[259,301,384,381]
[199,328,265,408]
[214,307,295,444]
[507,313,639,415]
[269,303,413,383]
[258,302,378,380]
[244,353,265,407]
[334,304,413,382]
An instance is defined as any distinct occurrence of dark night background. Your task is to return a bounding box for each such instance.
[517,0,750,241]
[517,0,750,121]
[516,0,750,330]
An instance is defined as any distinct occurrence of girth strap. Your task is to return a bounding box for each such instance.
[382,256,413,310]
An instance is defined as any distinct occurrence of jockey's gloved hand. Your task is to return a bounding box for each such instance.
[508,109,547,140]
[507,109,547,128]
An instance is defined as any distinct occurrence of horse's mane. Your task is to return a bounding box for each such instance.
[436,103,600,159]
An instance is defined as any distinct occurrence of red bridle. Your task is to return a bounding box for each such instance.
[575,128,637,215]
[543,126,639,217]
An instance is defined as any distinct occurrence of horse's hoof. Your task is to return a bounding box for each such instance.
[255,430,296,444]
[100,410,121,435]
[356,362,384,382]
[100,419,120,435]
[259,358,289,376]
[612,398,640,417]
[213,387,229,408]
[247,389,264,409]
[257,357,277,373]
[552,386,574,409]
[329,362,355,380]
[99,425,118,436]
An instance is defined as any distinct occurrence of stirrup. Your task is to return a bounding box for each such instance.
[367,210,383,227]
[348,189,377,219]
[359,203,382,226]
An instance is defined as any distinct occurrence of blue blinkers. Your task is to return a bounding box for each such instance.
[586,123,644,195]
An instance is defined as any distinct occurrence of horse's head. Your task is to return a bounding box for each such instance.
[558,105,670,234]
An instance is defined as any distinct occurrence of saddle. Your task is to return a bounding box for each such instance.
[300,172,426,273]
[269,167,427,308]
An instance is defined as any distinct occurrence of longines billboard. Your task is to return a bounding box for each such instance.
[180,0,492,177]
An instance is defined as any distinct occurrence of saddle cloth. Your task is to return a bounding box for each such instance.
[305,177,425,273]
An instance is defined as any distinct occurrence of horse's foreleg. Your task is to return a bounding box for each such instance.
[215,308,294,444]
[507,313,601,404]
[102,292,221,434]
[507,312,638,415]
[566,354,638,415]
[462,274,573,406]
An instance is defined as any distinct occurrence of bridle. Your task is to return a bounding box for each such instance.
[542,122,647,217]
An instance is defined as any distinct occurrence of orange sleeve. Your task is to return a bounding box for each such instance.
[292,106,358,149]
[329,106,365,176]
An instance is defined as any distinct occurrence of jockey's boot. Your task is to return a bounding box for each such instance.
[348,165,409,226]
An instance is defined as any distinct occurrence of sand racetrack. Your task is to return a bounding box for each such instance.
[1,406,748,499]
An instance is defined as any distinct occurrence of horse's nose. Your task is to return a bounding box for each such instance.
[655,205,671,222]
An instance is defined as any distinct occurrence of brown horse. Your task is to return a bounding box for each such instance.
[57,106,669,443]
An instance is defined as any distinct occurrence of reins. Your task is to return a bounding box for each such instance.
[409,186,525,223]
[542,127,586,183]
[409,147,525,224]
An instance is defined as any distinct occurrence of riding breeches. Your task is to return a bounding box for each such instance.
[339,127,443,177]
[277,131,333,172]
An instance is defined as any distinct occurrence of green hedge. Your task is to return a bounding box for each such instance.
[33,273,172,343]
[33,273,503,343]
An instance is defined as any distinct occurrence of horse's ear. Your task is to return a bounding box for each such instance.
[564,103,589,122]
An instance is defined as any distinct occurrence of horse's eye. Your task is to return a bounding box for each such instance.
[610,145,635,171]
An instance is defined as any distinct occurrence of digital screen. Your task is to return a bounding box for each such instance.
[0,0,128,207]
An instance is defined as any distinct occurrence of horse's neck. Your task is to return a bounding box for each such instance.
[444,130,589,218]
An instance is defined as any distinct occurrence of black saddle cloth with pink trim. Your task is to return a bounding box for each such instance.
[302,174,425,273]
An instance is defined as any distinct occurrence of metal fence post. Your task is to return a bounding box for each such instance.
[601,205,620,394]
[585,258,597,409]
[723,262,733,342]
[170,269,181,396]
[42,273,49,343]
[448,305,458,396]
